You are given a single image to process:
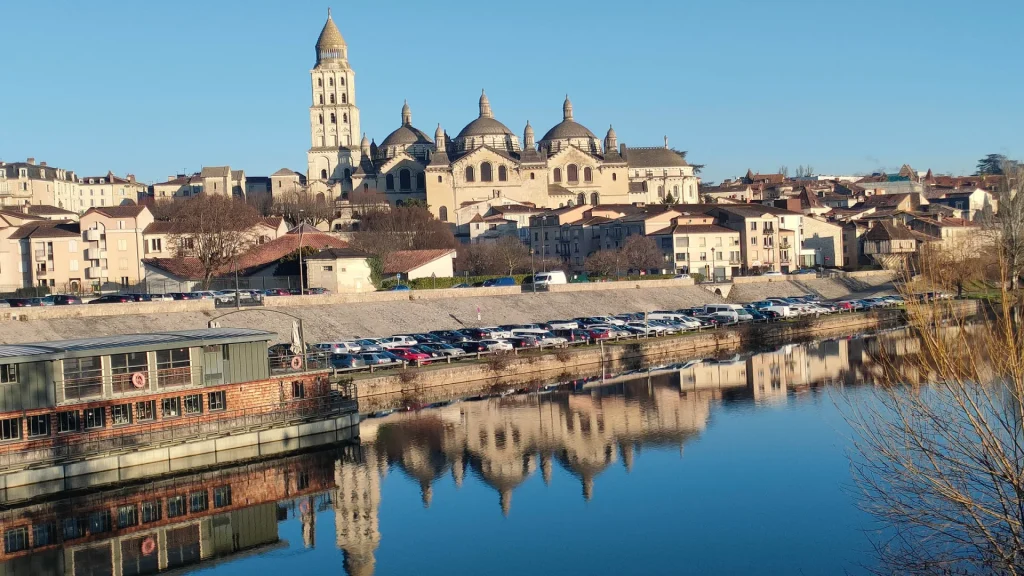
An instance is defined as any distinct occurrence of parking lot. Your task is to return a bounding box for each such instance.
[270,292,936,377]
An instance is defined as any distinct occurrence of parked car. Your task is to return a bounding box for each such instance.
[49,294,83,305]
[481,277,517,287]
[429,330,472,343]
[554,328,592,343]
[583,327,612,340]
[316,341,362,355]
[510,329,567,347]
[354,339,385,353]
[330,354,366,369]
[522,271,567,288]
[6,298,37,307]
[452,283,472,289]
[307,287,330,295]
[504,336,540,349]
[90,294,131,304]
[34,296,57,306]
[419,342,466,357]
[264,288,290,296]
[385,284,411,292]
[124,293,155,302]
[454,340,489,353]
[187,291,220,300]
[478,339,514,352]
[390,347,433,363]
[763,271,783,277]
[378,336,419,349]
[406,333,443,344]
[360,352,397,366]
[544,320,580,331]
[167,292,194,300]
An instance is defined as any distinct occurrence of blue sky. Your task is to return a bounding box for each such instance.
[1,0,1021,184]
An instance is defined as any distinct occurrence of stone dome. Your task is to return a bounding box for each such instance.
[380,125,433,148]
[538,96,601,155]
[315,9,347,65]
[540,120,598,141]
[452,90,521,154]
[457,116,516,139]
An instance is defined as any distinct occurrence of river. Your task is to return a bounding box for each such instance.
[0,329,915,575]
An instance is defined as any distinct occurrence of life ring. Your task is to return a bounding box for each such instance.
[300,500,310,515]
[291,356,303,370]
[131,372,147,389]
[141,537,156,556]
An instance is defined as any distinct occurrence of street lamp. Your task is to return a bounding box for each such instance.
[297,209,306,294]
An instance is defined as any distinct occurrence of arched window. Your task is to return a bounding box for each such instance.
[399,169,411,191]
[439,206,448,222]
[673,185,679,197]
[553,168,562,182]
[318,114,323,125]
[567,200,574,207]
[330,113,336,124]
[320,169,328,179]
[567,164,579,182]
[465,166,475,182]
[577,193,585,206]
[480,162,493,182]
[344,168,351,180]
[498,165,508,181]
[316,192,326,203]
[328,77,334,87]
[658,185,664,196]
[386,174,395,190]
[317,78,322,87]
[340,77,345,85]
[341,93,347,103]
[363,183,369,191]
[584,167,593,182]
[343,113,348,123]
[590,192,599,206]
[437,175,443,183]
[318,95,324,104]
[329,94,335,104]
[416,172,425,190]
[530,172,535,180]
[612,173,617,181]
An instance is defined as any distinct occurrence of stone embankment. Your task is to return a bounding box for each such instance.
[0,271,897,345]
[352,300,979,411]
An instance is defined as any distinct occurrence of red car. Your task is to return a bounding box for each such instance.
[390,347,432,363]
[584,327,611,339]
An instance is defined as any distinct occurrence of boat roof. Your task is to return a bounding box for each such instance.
[0,328,274,363]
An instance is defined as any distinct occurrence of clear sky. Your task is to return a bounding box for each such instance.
[1,0,1021,184]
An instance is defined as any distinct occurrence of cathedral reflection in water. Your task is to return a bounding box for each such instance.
[0,330,912,576]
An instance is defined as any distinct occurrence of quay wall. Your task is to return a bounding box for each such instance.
[0,273,896,345]
[352,300,978,403]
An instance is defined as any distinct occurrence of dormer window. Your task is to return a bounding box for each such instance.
[19,169,26,178]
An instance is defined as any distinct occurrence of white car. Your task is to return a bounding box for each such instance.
[480,326,514,338]
[479,339,514,352]
[763,271,783,277]
[316,341,362,354]
[546,320,579,331]
[378,335,418,349]
[511,329,567,347]
[626,322,666,336]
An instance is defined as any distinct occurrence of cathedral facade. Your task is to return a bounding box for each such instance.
[306,12,699,224]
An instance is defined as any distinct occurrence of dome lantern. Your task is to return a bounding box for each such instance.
[315,8,348,66]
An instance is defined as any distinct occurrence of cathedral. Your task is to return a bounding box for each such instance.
[306,11,699,224]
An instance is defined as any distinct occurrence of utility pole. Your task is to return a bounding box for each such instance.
[298,209,306,294]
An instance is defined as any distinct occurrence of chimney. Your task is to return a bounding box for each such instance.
[26,158,35,165]
[126,174,135,183]
[664,136,669,149]
[619,143,626,157]
[39,162,47,167]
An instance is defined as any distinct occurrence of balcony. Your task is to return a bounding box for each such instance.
[85,247,107,260]
[84,229,103,241]
[34,249,50,261]
[86,266,104,279]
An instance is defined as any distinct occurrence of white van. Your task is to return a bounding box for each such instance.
[510,329,567,346]
[527,271,567,287]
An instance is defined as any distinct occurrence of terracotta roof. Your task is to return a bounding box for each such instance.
[143,221,175,234]
[624,147,688,168]
[258,216,284,229]
[467,214,485,223]
[26,205,77,216]
[0,209,45,222]
[305,247,371,260]
[914,216,975,228]
[490,204,540,214]
[382,249,455,275]
[797,188,824,209]
[142,257,206,280]
[8,220,80,240]
[649,223,736,236]
[862,193,912,208]
[83,205,146,219]
[235,232,348,272]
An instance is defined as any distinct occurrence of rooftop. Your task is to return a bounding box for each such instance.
[383,249,455,275]
[0,328,274,363]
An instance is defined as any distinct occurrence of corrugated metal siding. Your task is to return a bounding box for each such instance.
[225,342,268,385]
[0,361,55,412]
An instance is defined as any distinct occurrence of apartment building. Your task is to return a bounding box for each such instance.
[4,220,83,291]
[151,173,203,199]
[75,171,147,212]
[0,159,78,209]
[648,215,741,280]
[528,204,645,264]
[141,217,288,259]
[79,205,154,286]
[270,169,307,201]
[708,206,782,273]
[200,166,246,198]
[801,216,845,268]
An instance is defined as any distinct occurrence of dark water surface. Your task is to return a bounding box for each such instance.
[3,331,912,576]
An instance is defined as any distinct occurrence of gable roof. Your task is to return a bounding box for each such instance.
[234,231,349,272]
[649,223,736,236]
[200,166,231,178]
[83,205,146,219]
[305,247,371,260]
[382,249,455,275]
[142,257,206,280]
[26,205,77,217]
[9,220,80,240]
[863,222,916,242]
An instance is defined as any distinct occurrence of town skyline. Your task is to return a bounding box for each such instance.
[1,0,1021,184]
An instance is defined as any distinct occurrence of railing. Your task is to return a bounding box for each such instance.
[63,366,207,401]
[0,394,357,471]
[269,351,333,376]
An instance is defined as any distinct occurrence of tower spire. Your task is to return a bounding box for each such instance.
[401,100,411,125]
[563,95,573,121]
[479,89,493,119]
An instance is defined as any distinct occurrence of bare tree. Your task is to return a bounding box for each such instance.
[274,190,334,228]
[620,235,664,274]
[795,165,815,178]
[919,235,988,298]
[349,204,456,259]
[491,236,530,276]
[169,195,261,288]
[997,160,1024,289]
[777,165,789,178]
[844,273,1024,574]
[584,249,620,277]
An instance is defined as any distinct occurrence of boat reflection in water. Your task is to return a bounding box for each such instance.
[0,329,916,576]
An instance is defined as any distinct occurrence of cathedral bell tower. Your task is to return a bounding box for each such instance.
[307,8,361,188]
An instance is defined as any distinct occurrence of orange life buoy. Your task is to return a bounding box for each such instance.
[141,536,156,556]
[131,372,147,389]
[291,356,303,370]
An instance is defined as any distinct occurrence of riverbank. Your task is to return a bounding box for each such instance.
[351,301,979,410]
[0,272,896,344]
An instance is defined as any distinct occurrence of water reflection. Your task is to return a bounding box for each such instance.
[0,328,919,576]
